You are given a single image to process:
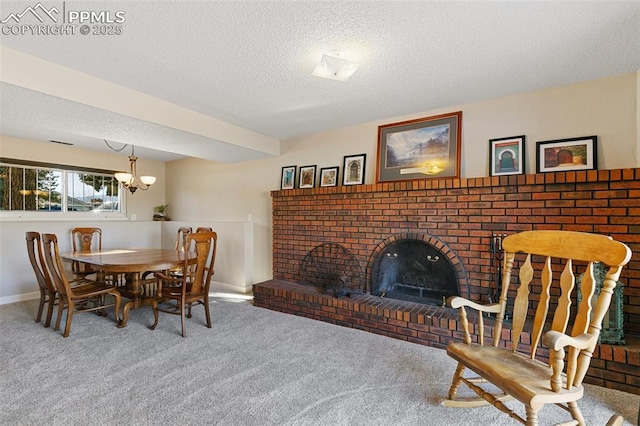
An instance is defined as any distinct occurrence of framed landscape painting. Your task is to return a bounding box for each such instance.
[536,136,597,173]
[489,135,526,176]
[377,111,462,182]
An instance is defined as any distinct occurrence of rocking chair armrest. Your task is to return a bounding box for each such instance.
[542,331,598,351]
[447,296,502,314]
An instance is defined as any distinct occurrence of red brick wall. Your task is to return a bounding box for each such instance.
[272,167,640,334]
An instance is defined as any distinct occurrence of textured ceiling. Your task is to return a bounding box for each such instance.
[1,0,639,162]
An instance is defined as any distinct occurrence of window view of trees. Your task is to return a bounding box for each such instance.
[0,162,121,213]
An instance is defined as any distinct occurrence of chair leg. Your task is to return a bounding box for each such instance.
[180,299,186,337]
[525,406,539,426]
[204,295,211,328]
[149,299,159,330]
[62,301,74,338]
[98,295,107,316]
[606,415,623,426]
[54,301,65,331]
[447,362,466,400]
[567,401,585,426]
[44,294,56,328]
[35,291,46,323]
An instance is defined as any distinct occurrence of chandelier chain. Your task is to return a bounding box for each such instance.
[104,139,129,153]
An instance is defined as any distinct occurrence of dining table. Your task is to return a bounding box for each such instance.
[60,248,194,327]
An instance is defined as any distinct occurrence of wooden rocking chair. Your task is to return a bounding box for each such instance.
[442,230,631,425]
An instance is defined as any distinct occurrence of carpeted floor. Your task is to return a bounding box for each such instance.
[1,296,638,425]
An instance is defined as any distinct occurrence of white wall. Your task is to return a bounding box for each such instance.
[165,159,273,287]
[637,71,640,162]
[166,72,639,291]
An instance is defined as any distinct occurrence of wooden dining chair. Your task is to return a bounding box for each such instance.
[42,233,122,338]
[169,226,193,278]
[442,230,632,425]
[70,227,102,280]
[174,226,192,250]
[71,227,125,286]
[195,227,213,233]
[25,232,57,327]
[140,227,195,295]
[151,231,217,337]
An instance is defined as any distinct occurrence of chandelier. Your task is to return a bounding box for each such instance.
[105,140,156,194]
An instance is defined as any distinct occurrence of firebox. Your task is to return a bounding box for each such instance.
[370,238,460,305]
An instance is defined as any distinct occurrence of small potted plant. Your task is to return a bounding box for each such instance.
[153,204,170,221]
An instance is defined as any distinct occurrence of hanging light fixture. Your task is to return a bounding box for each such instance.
[105,140,156,194]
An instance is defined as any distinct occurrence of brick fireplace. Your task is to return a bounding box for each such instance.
[254,167,640,394]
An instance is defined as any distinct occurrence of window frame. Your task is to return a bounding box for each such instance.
[0,157,127,220]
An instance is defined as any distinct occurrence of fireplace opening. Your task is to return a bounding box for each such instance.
[370,238,460,305]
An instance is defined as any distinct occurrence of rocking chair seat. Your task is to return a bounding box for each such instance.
[447,342,583,410]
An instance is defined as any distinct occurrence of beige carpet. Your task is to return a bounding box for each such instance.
[1,296,638,425]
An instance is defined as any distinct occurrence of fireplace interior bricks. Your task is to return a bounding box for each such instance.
[254,167,640,395]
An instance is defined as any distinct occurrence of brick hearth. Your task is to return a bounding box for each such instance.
[262,167,640,394]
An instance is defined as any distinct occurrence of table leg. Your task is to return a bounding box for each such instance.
[119,272,142,328]
[118,271,158,327]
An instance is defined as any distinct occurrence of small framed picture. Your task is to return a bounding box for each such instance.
[280,165,296,190]
[343,154,366,185]
[489,135,526,176]
[298,165,317,189]
[319,167,339,187]
[536,136,597,173]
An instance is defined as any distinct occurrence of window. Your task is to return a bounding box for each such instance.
[0,159,122,215]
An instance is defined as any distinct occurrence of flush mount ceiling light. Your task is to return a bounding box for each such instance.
[311,49,359,81]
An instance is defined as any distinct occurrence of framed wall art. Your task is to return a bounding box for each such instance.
[342,154,366,185]
[319,166,339,187]
[298,165,316,189]
[280,165,296,190]
[489,135,526,176]
[376,111,462,182]
[536,136,597,173]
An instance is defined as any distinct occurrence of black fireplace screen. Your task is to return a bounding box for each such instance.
[299,242,364,297]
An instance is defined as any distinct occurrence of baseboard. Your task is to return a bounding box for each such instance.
[1,282,249,306]
[210,280,252,295]
[0,291,40,305]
